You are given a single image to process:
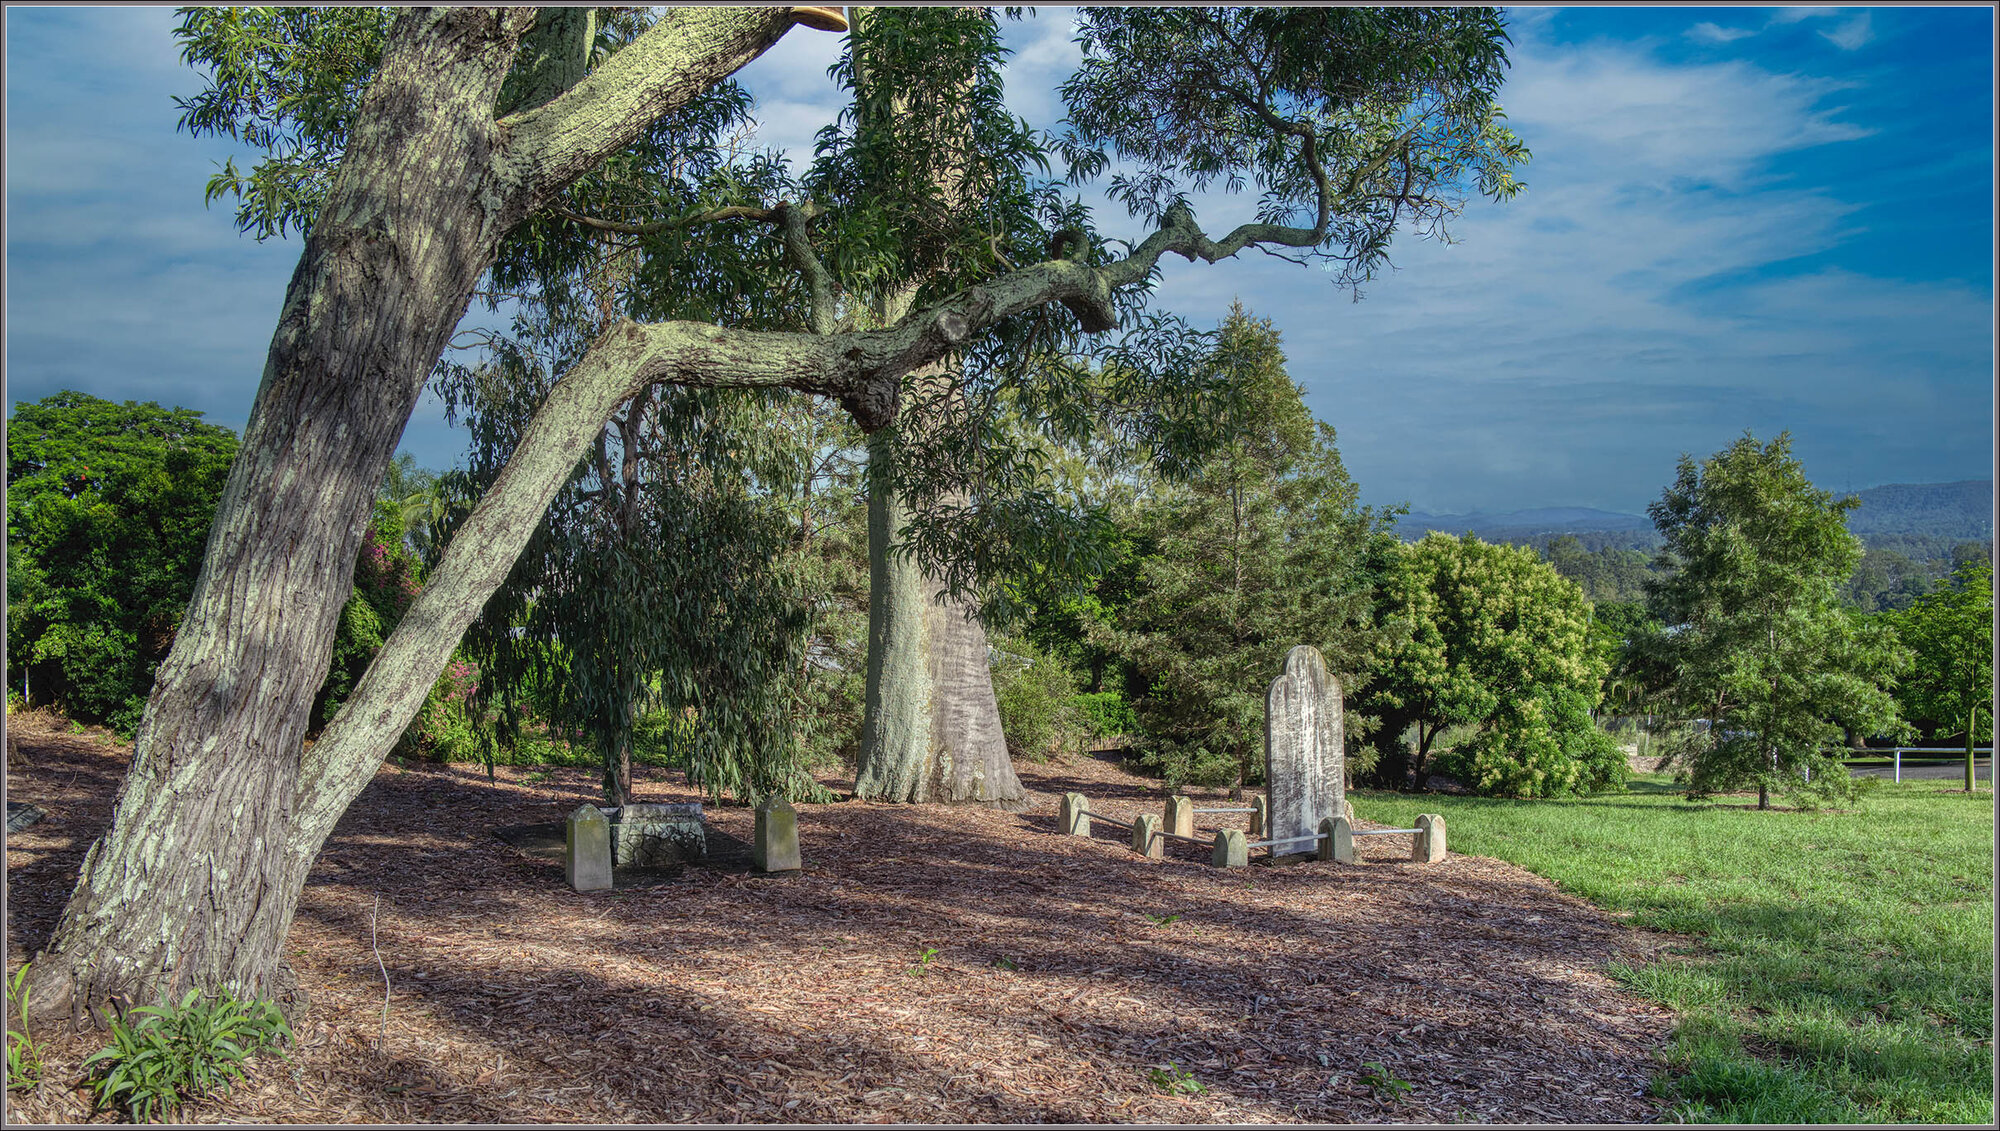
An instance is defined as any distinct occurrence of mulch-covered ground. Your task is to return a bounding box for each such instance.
[6,709,1676,1123]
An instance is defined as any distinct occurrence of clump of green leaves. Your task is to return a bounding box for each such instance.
[1142,912,1183,927]
[906,946,943,977]
[6,964,41,1093]
[1358,1061,1413,1102]
[81,989,292,1123]
[1147,1062,1207,1095]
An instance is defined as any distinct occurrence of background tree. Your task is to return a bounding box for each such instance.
[1117,305,1393,793]
[6,393,238,732]
[1639,433,1911,809]
[1881,556,1993,791]
[27,5,1526,1022]
[1361,533,1623,797]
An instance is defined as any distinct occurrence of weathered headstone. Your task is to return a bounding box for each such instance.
[1163,795,1193,840]
[753,795,802,872]
[1210,827,1248,869]
[1264,644,1344,856]
[1248,794,1268,839]
[1413,813,1447,863]
[565,804,612,891]
[613,802,706,867]
[1318,815,1356,864]
[1059,792,1089,836]
[1131,813,1163,859]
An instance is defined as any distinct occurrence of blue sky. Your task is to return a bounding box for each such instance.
[5,5,1993,515]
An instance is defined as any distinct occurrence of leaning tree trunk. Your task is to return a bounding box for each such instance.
[25,6,799,1024]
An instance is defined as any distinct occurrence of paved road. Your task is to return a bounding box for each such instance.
[1845,757,1990,783]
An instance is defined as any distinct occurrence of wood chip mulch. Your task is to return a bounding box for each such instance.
[6,710,1677,1124]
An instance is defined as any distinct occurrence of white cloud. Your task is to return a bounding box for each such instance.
[1770,7,1844,26]
[1686,22,1757,45]
[1821,14,1874,50]
[1141,15,1983,512]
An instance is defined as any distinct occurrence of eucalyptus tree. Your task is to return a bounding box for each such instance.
[27,5,1527,1022]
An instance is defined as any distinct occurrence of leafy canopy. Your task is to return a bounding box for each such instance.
[1640,432,1911,806]
[1364,532,1623,798]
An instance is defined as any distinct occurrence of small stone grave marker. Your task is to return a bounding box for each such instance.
[753,795,801,872]
[565,804,612,891]
[1131,813,1163,859]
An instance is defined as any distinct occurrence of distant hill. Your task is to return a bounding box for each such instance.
[1842,480,1992,542]
[1394,480,1991,556]
[1395,506,1656,546]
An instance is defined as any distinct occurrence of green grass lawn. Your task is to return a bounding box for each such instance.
[1353,776,1994,1124]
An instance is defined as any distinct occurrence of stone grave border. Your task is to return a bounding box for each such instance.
[1058,790,1447,868]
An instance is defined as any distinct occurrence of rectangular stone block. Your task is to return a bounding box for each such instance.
[1209,828,1247,869]
[565,804,612,892]
[1319,815,1355,865]
[1264,644,1345,854]
[753,795,802,872]
[1413,813,1447,863]
[1131,813,1163,859]
[1059,792,1089,836]
[613,802,706,868]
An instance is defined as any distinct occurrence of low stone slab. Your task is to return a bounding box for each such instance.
[613,802,706,868]
[7,801,47,834]
[753,795,801,873]
[1163,795,1193,840]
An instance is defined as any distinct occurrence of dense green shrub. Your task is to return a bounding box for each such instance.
[1072,690,1136,741]
[1435,686,1627,797]
[6,392,238,732]
[993,641,1086,761]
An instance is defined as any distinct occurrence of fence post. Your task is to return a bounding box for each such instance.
[1060,792,1089,836]
[1249,794,1268,839]
[1893,748,1901,783]
[1164,795,1193,840]
[1131,813,1164,859]
[1210,828,1248,869]
[1319,816,1355,865]
[1413,814,1447,863]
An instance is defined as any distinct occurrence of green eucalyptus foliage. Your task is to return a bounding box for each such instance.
[171,5,396,240]
[1364,533,1623,798]
[81,989,291,1123]
[1116,306,1395,791]
[1637,433,1912,807]
[1061,6,1529,290]
[6,393,237,732]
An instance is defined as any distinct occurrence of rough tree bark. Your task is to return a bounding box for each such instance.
[28,2,1391,1023]
[25,6,803,1023]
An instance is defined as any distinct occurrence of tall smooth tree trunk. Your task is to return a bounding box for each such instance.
[854,427,1023,807]
[25,7,799,1023]
[848,7,1023,808]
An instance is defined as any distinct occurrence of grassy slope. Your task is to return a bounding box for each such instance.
[1353,777,1994,1124]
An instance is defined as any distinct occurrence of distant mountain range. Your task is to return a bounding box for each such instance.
[1395,480,1992,546]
